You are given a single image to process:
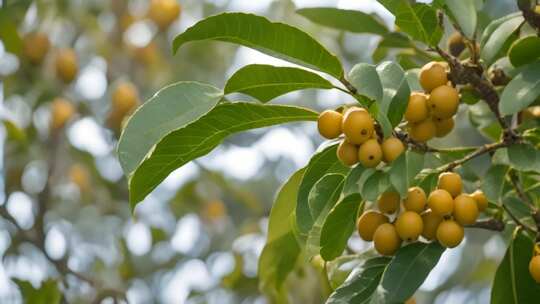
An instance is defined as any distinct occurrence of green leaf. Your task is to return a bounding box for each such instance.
[296,145,349,234]
[491,229,540,304]
[376,61,411,127]
[267,168,305,242]
[374,242,445,303]
[343,165,366,195]
[14,279,61,304]
[480,16,524,65]
[327,251,378,290]
[296,7,389,35]
[389,151,424,197]
[416,169,439,194]
[259,169,305,301]
[360,170,390,202]
[305,174,345,258]
[482,164,509,203]
[508,36,540,67]
[377,0,443,46]
[224,64,333,103]
[369,102,394,138]
[443,0,477,38]
[405,69,422,92]
[3,119,26,142]
[480,12,522,47]
[320,193,363,261]
[499,61,540,116]
[129,103,318,207]
[118,82,223,175]
[173,12,344,78]
[507,143,540,173]
[0,10,22,54]
[348,63,383,102]
[326,256,391,304]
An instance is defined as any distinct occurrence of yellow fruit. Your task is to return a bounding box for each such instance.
[428,189,454,217]
[381,137,405,163]
[405,298,416,304]
[470,190,488,212]
[536,5,540,14]
[453,194,479,225]
[148,0,181,29]
[51,98,75,130]
[342,107,374,144]
[337,140,359,167]
[421,210,443,240]
[204,199,227,220]
[529,255,540,283]
[69,164,90,192]
[55,48,78,83]
[112,82,140,114]
[377,191,400,214]
[428,85,460,119]
[419,62,448,92]
[436,220,464,248]
[395,211,424,241]
[317,110,343,139]
[23,32,50,64]
[448,32,466,57]
[358,139,382,168]
[409,119,436,142]
[357,211,389,241]
[438,172,462,198]
[404,187,427,213]
[374,223,402,256]
[433,117,455,137]
[405,92,429,123]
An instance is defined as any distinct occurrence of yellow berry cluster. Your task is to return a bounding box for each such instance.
[317,107,405,167]
[405,62,460,142]
[356,171,488,256]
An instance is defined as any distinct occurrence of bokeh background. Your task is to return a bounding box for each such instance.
[0,0,521,303]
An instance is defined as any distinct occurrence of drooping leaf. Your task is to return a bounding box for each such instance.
[14,279,61,304]
[360,170,390,202]
[259,169,305,302]
[480,12,522,46]
[173,12,344,78]
[0,9,22,54]
[296,145,349,235]
[296,7,389,35]
[491,229,540,304]
[507,143,540,173]
[326,256,391,304]
[443,0,477,38]
[377,0,443,46]
[118,82,223,175]
[129,103,318,207]
[343,165,366,195]
[224,64,333,103]
[415,169,439,194]
[499,60,540,116]
[374,242,445,303]
[327,251,378,290]
[480,16,524,65]
[508,36,540,67]
[389,151,424,197]
[482,164,509,203]
[369,102,393,138]
[305,174,345,258]
[320,193,363,261]
[376,61,411,127]
[348,63,384,102]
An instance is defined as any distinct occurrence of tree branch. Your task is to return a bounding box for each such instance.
[440,141,509,172]
[502,203,537,234]
[518,0,540,34]
[466,219,505,231]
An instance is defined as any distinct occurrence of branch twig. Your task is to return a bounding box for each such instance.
[467,218,505,231]
[502,203,537,234]
[440,141,509,172]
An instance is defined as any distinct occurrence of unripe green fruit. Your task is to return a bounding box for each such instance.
[318,110,343,139]
[453,194,479,225]
[357,211,389,241]
[419,62,448,92]
[438,172,462,198]
[342,107,374,145]
[428,189,454,217]
[381,137,405,163]
[436,220,464,248]
[395,211,423,241]
[403,186,427,213]
[373,223,402,256]
[358,139,382,168]
[377,191,400,214]
[337,140,359,167]
[428,85,460,119]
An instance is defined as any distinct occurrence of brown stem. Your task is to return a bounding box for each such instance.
[339,77,357,95]
[440,141,509,172]
[518,1,540,34]
[467,219,505,231]
[502,203,537,234]
[508,170,536,210]
[394,130,440,153]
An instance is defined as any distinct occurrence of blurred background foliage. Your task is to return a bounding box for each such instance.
[0,0,525,303]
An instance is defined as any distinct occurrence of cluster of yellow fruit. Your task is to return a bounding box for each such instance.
[107,81,140,131]
[356,172,488,255]
[317,107,405,167]
[405,62,460,142]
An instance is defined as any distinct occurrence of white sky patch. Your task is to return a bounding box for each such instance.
[253,127,314,167]
[45,226,67,260]
[6,192,34,230]
[126,222,152,256]
[228,0,273,13]
[203,146,264,180]
[124,20,156,48]
[171,214,202,254]
[161,162,199,190]
[420,239,466,291]
[75,58,108,100]
[207,251,235,279]
[162,259,214,304]
[67,118,111,156]
[95,154,124,182]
